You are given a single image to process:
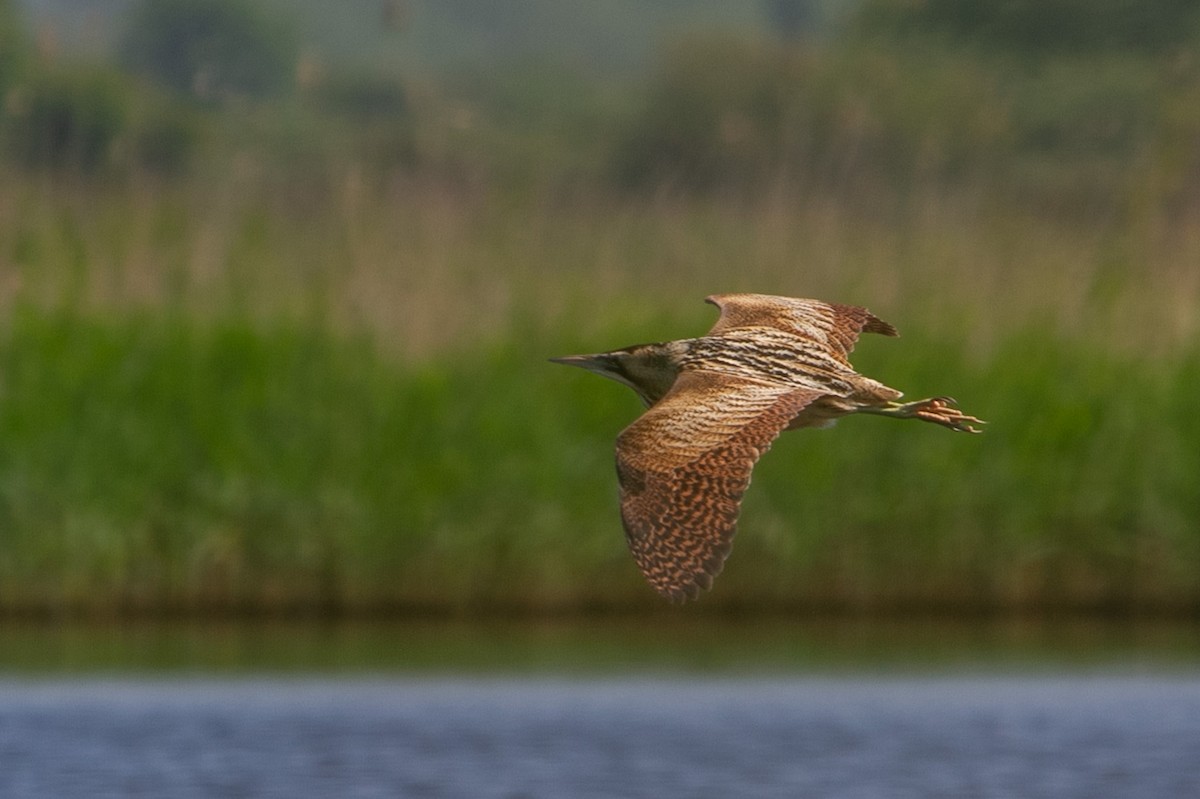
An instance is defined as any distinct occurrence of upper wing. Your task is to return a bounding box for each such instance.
[705,294,898,366]
[615,370,824,602]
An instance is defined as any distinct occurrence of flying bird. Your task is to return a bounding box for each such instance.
[551,293,983,603]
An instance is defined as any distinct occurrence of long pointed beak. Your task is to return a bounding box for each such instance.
[549,354,601,369]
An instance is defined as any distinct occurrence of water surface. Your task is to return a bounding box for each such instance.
[3,676,1200,798]
[4,618,1200,798]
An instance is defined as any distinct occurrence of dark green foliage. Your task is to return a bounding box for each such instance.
[120,0,297,101]
[765,0,819,39]
[613,37,1007,191]
[857,0,1200,56]
[311,71,409,120]
[4,69,130,173]
[303,71,417,170]
[613,38,806,190]
[2,64,204,176]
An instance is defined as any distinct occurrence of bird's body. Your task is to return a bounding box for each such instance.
[552,293,983,603]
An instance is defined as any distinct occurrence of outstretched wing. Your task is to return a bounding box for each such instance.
[615,370,823,602]
[705,293,897,366]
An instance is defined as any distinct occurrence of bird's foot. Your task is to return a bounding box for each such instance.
[895,397,985,433]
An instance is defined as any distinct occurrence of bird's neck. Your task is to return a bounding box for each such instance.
[624,339,693,407]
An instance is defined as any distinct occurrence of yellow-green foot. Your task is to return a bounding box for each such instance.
[896,396,985,433]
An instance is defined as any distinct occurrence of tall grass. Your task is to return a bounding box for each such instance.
[1,170,1198,614]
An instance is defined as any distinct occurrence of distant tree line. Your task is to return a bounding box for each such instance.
[120,0,297,102]
[0,0,416,176]
[857,0,1200,55]
[3,0,1198,194]
[617,0,1200,194]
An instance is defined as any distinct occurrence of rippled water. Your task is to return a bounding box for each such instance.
[4,675,1200,798]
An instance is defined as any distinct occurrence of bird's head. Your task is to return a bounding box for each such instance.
[551,342,685,407]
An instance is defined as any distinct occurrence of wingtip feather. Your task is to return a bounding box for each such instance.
[864,312,899,337]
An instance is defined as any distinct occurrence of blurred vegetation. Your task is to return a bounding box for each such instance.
[0,0,1198,615]
[858,0,1200,56]
[616,0,1200,206]
[119,0,297,102]
[765,0,821,40]
[0,0,27,94]
[4,67,129,172]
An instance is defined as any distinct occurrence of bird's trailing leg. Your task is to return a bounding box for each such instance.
[862,396,985,433]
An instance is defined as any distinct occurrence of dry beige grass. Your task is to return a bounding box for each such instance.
[4,166,1197,364]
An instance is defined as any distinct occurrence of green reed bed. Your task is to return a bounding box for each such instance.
[0,304,1196,614]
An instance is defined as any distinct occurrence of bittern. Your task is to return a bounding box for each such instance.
[552,293,983,603]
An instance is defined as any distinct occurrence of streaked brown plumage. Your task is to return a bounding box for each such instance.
[552,293,983,603]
